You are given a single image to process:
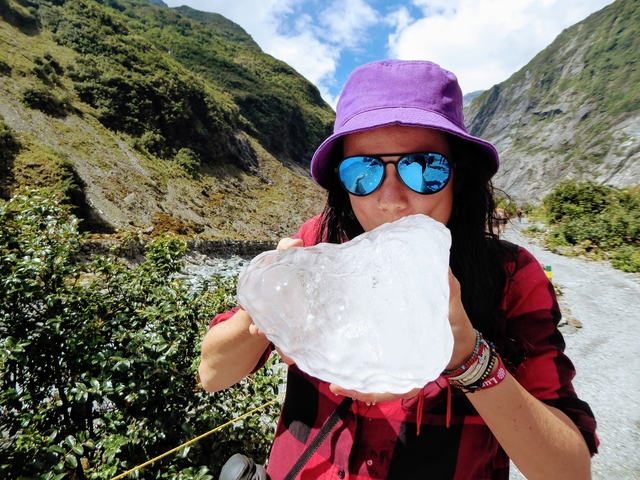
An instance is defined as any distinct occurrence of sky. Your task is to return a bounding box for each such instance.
[163,0,615,108]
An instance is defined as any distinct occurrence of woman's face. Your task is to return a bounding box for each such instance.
[343,125,455,232]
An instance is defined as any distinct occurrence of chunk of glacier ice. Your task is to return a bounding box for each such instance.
[236,214,453,394]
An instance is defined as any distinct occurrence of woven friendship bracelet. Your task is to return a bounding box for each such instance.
[479,353,507,390]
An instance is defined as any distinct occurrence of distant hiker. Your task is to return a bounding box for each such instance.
[517,206,524,222]
[493,208,507,233]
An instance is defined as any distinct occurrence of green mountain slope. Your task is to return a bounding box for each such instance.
[0,0,333,239]
[465,0,640,203]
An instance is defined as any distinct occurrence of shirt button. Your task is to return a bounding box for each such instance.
[366,460,373,466]
[338,469,345,479]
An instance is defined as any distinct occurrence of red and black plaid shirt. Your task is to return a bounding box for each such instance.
[211,216,598,479]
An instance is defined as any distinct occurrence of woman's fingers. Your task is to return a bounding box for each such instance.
[248,323,266,338]
[277,237,304,251]
[446,268,478,370]
[249,322,294,365]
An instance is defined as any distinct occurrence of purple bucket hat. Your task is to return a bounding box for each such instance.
[311,59,500,189]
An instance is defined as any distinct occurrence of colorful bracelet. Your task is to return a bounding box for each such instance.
[442,330,508,394]
[450,346,507,393]
[442,329,482,377]
[479,353,507,390]
[446,340,490,385]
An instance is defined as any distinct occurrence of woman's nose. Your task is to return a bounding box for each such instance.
[376,164,408,211]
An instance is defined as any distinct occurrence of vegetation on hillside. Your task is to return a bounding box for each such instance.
[4,0,333,167]
[0,0,331,237]
[0,191,284,479]
[528,180,640,272]
[473,0,640,124]
[0,115,22,199]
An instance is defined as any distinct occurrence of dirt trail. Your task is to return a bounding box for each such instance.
[503,220,640,480]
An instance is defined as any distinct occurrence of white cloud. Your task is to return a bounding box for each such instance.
[386,0,614,93]
[318,0,379,48]
[164,0,615,102]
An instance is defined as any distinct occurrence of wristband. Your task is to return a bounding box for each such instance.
[479,353,507,390]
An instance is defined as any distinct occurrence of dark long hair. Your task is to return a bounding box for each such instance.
[316,134,514,354]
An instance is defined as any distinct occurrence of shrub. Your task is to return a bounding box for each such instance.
[611,246,640,273]
[0,191,284,479]
[0,117,21,162]
[174,148,201,175]
[539,181,640,272]
[20,86,73,117]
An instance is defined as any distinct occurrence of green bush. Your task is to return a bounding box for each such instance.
[0,117,21,162]
[611,246,640,273]
[540,181,640,272]
[0,191,284,479]
[542,180,614,224]
[20,86,73,117]
[174,148,201,175]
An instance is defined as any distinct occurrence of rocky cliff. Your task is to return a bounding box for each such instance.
[464,0,640,204]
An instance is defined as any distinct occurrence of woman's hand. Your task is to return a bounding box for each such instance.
[248,322,295,366]
[445,268,479,371]
[277,237,304,251]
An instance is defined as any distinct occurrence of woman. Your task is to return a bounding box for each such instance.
[200,60,597,479]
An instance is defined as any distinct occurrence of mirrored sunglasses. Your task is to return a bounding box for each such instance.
[336,152,452,196]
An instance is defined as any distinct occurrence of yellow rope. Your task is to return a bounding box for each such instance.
[111,394,284,480]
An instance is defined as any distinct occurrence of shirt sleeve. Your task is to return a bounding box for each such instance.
[292,214,323,246]
[502,247,599,455]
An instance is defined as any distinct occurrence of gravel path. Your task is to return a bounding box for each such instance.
[503,220,640,480]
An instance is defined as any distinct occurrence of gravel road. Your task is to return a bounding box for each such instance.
[503,220,640,480]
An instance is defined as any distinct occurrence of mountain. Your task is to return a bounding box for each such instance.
[462,90,484,108]
[0,0,333,239]
[464,0,640,204]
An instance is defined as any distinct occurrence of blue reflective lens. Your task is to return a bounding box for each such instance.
[337,153,451,196]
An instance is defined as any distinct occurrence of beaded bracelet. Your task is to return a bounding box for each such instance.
[442,329,482,377]
[446,340,490,385]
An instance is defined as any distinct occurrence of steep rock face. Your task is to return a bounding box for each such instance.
[465,0,640,203]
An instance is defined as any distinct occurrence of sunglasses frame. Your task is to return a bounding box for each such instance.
[335,152,453,196]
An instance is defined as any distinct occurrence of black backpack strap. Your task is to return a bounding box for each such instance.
[283,397,354,480]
